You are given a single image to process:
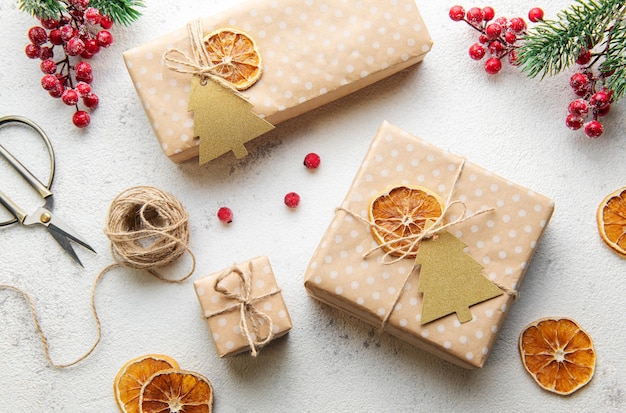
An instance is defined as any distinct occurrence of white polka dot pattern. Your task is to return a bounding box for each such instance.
[123,0,432,162]
[304,122,555,369]
[194,256,292,357]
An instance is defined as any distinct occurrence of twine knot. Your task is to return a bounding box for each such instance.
[211,263,276,357]
[162,19,241,94]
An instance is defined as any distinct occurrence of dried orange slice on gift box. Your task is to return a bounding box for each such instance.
[596,186,626,257]
[519,317,596,395]
[139,369,214,413]
[368,185,444,258]
[203,28,262,90]
[114,354,180,413]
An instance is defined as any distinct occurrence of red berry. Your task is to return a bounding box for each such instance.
[485,23,502,39]
[60,25,75,41]
[568,99,589,116]
[484,57,502,74]
[82,93,99,108]
[565,114,584,130]
[40,59,57,74]
[449,5,465,22]
[99,15,114,29]
[468,43,486,60]
[597,105,611,116]
[217,207,233,223]
[505,31,517,44]
[589,90,610,109]
[76,71,93,84]
[40,17,59,29]
[65,37,86,56]
[576,49,592,65]
[495,17,507,27]
[84,38,100,54]
[25,43,41,59]
[508,49,519,66]
[96,30,113,47]
[304,152,321,169]
[488,41,505,55]
[75,82,91,96]
[48,83,65,98]
[28,26,47,45]
[569,73,589,92]
[72,0,89,11]
[72,111,90,128]
[284,192,300,208]
[528,7,544,23]
[49,29,63,45]
[39,46,53,60]
[85,7,101,24]
[41,74,59,91]
[80,50,95,59]
[75,61,92,77]
[466,7,483,24]
[584,120,603,138]
[508,17,526,33]
[62,88,79,106]
[482,7,495,21]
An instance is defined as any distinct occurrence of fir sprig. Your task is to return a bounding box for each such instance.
[517,0,626,100]
[17,0,144,25]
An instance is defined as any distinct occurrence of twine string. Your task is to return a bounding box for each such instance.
[0,186,195,368]
[163,19,243,94]
[337,161,517,330]
[208,262,277,357]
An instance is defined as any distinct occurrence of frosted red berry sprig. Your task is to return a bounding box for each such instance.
[24,0,114,128]
[449,5,536,75]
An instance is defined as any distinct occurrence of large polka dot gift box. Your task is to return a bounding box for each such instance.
[304,121,555,369]
[194,256,292,358]
[123,0,432,163]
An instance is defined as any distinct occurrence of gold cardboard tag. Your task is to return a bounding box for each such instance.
[188,77,275,165]
[415,229,503,325]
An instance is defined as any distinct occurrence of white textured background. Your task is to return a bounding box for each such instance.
[1,0,625,412]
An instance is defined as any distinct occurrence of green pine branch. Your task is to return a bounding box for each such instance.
[17,0,144,25]
[517,0,626,100]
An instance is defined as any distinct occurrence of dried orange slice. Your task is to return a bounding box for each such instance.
[519,317,596,395]
[114,354,180,413]
[368,185,444,258]
[597,186,626,257]
[203,28,262,90]
[139,369,214,413]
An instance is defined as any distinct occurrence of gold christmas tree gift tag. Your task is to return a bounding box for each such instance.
[163,22,274,164]
[189,77,274,164]
[415,223,503,325]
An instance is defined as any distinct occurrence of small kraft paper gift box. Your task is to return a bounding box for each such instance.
[304,121,555,369]
[194,256,292,357]
[123,0,433,164]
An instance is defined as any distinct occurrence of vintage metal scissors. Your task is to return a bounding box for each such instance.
[0,115,95,266]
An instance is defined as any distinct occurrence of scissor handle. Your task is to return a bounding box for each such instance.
[0,115,55,226]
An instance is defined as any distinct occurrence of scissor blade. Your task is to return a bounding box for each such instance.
[47,219,96,254]
[47,226,84,267]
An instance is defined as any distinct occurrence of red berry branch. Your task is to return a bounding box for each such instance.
[20,0,143,129]
[450,2,626,139]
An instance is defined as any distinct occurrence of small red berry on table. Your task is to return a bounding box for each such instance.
[72,110,90,128]
[284,192,301,208]
[304,152,321,169]
[584,120,603,138]
[217,207,233,223]
[484,57,502,74]
[528,7,544,23]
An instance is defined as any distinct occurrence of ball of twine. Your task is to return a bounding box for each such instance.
[104,186,195,281]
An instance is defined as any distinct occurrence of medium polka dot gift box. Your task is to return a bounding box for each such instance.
[304,121,555,369]
[123,0,432,163]
[194,256,292,357]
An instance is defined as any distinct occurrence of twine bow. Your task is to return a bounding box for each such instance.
[209,263,278,357]
[162,19,243,94]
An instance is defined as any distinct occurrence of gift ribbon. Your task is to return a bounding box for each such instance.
[338,160,517,330]
[163,19,245,95]
[206,262,279,357]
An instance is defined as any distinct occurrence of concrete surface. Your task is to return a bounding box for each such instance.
[0,0,625,412]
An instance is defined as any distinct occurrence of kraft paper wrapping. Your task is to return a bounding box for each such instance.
[304,122,555,369]
[123,0,433,163]
[194,256,292,357]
